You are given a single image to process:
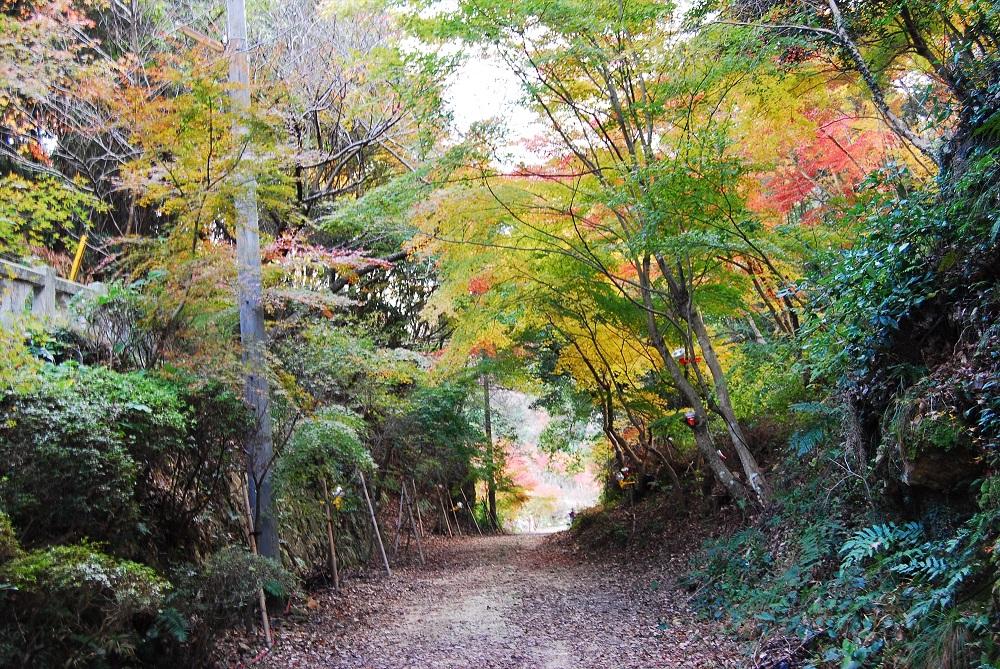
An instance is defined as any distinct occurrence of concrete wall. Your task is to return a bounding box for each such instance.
[0,259,102,327]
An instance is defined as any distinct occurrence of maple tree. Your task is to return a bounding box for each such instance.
[2,0,1000,665]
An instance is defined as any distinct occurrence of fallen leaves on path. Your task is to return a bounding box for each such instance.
[221,533,743,668]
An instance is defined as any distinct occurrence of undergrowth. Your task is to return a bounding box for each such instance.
[684,447,1000,668]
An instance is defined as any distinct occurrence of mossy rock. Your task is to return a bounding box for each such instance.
[904,410,970,457]
[887,392,981,491]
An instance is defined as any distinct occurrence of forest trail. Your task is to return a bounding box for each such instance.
[257,534,742,668]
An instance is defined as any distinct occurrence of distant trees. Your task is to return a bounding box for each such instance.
[421,0,780,504]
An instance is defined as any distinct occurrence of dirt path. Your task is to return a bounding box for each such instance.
[257,534,742,668]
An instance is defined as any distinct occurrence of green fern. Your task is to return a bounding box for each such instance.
[840,522,923,571]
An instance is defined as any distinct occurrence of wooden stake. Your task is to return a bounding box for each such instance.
[460,488,483,536]
[437,488,453,537]
[392,486,406,555]
[447,490,463,536]
[241,477,273,647]
[410,479,425,538]
[358,470,391,577]
[403,485,425,564]
[319,476,340,590]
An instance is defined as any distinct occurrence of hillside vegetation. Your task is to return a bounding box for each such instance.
[1,0,998,667]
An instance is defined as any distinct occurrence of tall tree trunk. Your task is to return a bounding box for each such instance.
[226,0,278,559]
[482,373,499,531]
[689,309,771,504]
[636,258,750,503]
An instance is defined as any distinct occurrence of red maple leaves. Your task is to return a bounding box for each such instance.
[750,111,897,225]
[468,274,492,296]
[263,234,393,273]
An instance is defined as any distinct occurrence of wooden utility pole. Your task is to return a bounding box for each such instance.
[482,373,499,531]
[226,0,278,559]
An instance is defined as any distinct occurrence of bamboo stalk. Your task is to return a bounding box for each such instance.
[460,488,483,536]
[437,487,453,537]
[392,485,406,555]
[447,490,464,536]
[358,470,391,577]
[403,484,425,564]
[410,479,425,538]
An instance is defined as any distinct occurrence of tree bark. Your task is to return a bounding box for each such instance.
[825,0,939,167]
[482,373,499,531]
[636,258,750,503]
[689,309,771,504]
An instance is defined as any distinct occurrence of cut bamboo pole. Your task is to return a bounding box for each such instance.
[460,488,483,536]
[358,470,391,577]
[447,490,464,536]
[392,485,406,555]
[437,487,453,537]
[410,479,425,538]
[403,484,425,564]
[242,477,273,647]
[319,476,340,590]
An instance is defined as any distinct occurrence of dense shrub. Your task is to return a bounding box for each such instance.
[0,542,297,669]
[274,406,375,577]
[0,373,142,552]
[180,546,296,628]
[146,547,297,665]
[0,543,169,667]
[0,363,250,563]
[0,510,20,563]
[685,457,1000,667]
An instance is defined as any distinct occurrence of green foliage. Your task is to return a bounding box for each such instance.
[0,367,141,551]
[276,405,372,489]
[0,510,20,563]
[0,174,102,257]
[727,341,810,421]
[0,543,169,667]
[686,462,1000,667]
[173,546,295,629]
[0,322,40,394]
[274,404,373,570]
[0,362,249,561]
